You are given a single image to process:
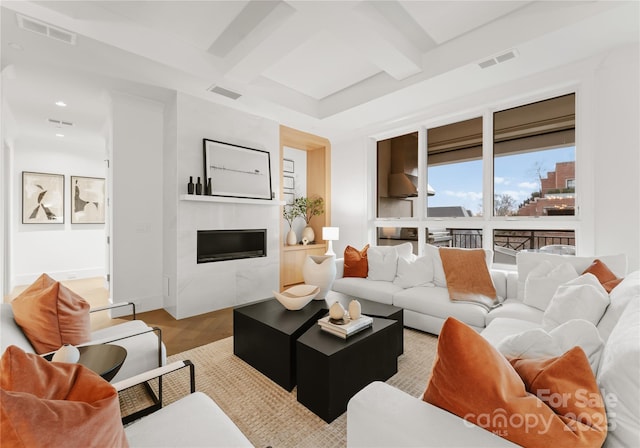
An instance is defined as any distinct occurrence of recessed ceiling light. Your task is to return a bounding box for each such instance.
[56,133,64,138]
[8,42,23,51]
[55,101,67,107]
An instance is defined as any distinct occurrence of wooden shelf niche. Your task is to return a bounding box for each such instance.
[279,125,331,290]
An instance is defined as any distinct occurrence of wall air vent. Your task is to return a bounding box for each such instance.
[48,118,74,127]
[17,14,77,45]
[478,49,518,69]
[207,85,242,100]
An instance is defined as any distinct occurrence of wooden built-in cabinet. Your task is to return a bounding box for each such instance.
[279,126,331,290]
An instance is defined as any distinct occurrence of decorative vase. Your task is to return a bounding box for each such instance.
[329,301,345,320]
[286,229,297,246]
[196,177,203,195]
[187,176,194,194]
[348,299,362,320]
[206,178,212,195]
[302,254,336,300]
[302,226,315,243]
[51,344,80,363]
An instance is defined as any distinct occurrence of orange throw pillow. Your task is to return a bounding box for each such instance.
[582,259,622,293]
[11,274,91,354]
[423,318,607,447]
[343,244,369,278]
[0,345,128,447]
[509,347,607,437]
[439,248,498,310]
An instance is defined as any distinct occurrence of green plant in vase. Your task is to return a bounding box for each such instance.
[283,204,302,246]
[294,196,324,243]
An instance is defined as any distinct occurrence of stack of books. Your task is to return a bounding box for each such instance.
[318,315,373,339]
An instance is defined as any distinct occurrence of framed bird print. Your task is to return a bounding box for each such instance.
[71,176,106,224]
[22,171,65,224]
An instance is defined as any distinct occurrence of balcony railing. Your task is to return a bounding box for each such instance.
[441,229,575,251]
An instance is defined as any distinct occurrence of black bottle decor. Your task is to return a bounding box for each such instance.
[196,177,203,195]
[187,176,194,194]
[206,178,212,195]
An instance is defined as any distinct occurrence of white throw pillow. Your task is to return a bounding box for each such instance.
[497,319,604,373]
[393,256,435,289]
[523,261,578,311]
[367,244,414,282]
[542,273,610,330]
[425,244,493,288]
[516,251,627,301]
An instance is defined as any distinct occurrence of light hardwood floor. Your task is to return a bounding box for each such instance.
[6,277,233,356]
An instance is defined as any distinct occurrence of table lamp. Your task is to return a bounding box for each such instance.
[322,227,339,256]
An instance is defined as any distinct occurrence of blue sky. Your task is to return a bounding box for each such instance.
[427,146,575,215]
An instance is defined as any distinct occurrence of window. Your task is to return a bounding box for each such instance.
[376,132,418,219]
[494,229,576,264]
[427,118,483,218]
[378,227,418,254]
[493,94,576,217]
[566,179,575,189]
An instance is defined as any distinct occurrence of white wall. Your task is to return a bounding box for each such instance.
[165,93,281,319]
[9,136,106,287]
[331,44,640,272]
[109,92,164,311]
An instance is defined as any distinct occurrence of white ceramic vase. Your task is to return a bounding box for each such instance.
[51,344,80,363]
[302,254,336,299]
[286,229,297,246]
[348,299,362,320]
[301,226,315,243]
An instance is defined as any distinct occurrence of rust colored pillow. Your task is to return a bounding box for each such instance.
[582,259,622,293]
[0,345,128,447]
[439,248,498,310]
[423,318,607,447]
[509,347,607,437]
[344,244,369,278]
[11,274,91,354]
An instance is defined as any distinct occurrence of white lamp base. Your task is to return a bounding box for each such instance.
[325,240,336,256]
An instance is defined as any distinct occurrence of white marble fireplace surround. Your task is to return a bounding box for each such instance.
[174,200,280,319]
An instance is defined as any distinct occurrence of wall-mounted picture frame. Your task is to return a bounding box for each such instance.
[283,158,294,173]
[22,171,64,224]
[203,139,273,200]
[71,176,106,224]
[284,192,295,205]
[283,175,295,190]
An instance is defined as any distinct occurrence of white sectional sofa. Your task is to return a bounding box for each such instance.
[330,244,627,335]
[348,269,640,447]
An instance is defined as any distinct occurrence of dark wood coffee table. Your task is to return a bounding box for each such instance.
[296,317,399,423]
[233,298,328,391]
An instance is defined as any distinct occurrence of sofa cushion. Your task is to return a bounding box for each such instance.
[0,345,128,447]
[393,255,434,289]
[485,299,544,326]
[497,319,604,373]
[523,261,578,311]
[343,244,369,278]
[542,274,610,330]
[440,248,498,310]
[367,243,413,282]
[482,317,543,346]
[11,274,91,354]
[516,252,627,301]
[426,245,493,288]
[597,271,640,341]
[596,297,640,447]
[331,277,401,305]
[424,318,607,448]
[393,287,487,329]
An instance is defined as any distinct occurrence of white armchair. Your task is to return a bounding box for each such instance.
[116,360,253,447]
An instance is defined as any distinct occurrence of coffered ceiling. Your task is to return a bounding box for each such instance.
[1,1,638,144]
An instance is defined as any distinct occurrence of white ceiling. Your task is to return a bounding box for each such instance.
[1,1,639,146]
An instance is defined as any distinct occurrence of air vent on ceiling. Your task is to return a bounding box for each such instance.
[48,118,74,127]
[17,14,77,45]
[478,49,518,69]
[207,85,242,100]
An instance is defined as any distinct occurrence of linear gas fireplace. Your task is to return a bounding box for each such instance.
[197,229,267,263]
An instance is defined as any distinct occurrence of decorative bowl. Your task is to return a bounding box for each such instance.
[273,284,320,310]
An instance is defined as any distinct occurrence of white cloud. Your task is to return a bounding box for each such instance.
[495,177,510,185]
[444,190,483,201]
[518,181,538,189]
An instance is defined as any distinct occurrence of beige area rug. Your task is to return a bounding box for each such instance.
[120,328,438,448]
